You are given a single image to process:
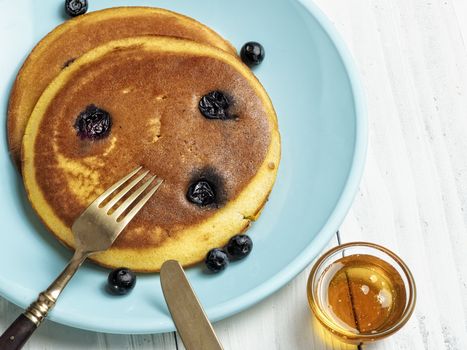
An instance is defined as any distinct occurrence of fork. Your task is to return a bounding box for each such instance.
[0,166,163,350]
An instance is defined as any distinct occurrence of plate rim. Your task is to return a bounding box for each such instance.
[205,0,368,332]
[0,0,368,334]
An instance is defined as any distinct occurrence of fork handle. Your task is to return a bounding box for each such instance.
[0,315,36,349]
[0,250,88,350]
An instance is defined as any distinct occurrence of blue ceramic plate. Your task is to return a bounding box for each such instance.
[0,0,366,334]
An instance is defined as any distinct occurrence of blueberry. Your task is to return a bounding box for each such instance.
[205,248,229,273]
[240,42,265,67]
[107,268,136,295]
[65,0,88,17]
[74,104,112,140]
[187,180,216,206]
[226,235,253,260]
[199,91,234,120]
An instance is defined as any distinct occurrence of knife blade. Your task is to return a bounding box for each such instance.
[160,260,223,350]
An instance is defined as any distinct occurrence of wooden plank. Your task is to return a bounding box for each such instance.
[329,0,467,348]
[451,0,467,50]
[0,298,177,350]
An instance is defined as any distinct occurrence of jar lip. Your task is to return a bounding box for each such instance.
[307,241,417,341]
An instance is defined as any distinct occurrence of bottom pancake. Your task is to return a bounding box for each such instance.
[22,36,280,272]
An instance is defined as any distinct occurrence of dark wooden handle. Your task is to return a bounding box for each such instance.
[0,314,37,350]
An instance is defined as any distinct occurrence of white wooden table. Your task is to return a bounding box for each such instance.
[2,0,467,348]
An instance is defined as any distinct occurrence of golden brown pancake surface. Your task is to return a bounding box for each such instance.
[8,6,236,168]
[22,37,280,271]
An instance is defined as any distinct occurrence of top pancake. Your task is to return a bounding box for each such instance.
[8,7,236,169]
[22,36,280,271]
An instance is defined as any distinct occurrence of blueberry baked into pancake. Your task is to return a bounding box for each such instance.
[22,37,280,272]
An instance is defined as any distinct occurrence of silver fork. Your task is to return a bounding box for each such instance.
[0,166,163,350]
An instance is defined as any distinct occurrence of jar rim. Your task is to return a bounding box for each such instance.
[307,241,417,341]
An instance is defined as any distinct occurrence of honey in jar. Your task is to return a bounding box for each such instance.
[317,254,406,336]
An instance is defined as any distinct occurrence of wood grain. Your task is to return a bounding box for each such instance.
[2,0,467,348]
[0,301,177,350]
[318,0,467,349]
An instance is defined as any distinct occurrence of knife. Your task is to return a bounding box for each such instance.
[160,260,223,350]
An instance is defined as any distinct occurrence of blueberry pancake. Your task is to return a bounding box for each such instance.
[8,6,236,169]
[22,37,280,272]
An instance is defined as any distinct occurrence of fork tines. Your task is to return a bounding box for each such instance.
[92,166,163,224]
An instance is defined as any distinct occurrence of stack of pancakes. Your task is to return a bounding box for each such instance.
[9,7,280,272]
